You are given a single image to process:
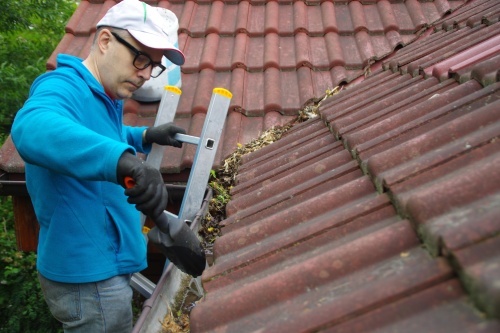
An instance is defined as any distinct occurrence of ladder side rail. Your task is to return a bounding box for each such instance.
[132,86,181,297]
[178,89,232,222]
[145,86,182,171]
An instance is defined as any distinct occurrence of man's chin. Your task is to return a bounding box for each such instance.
[121,85,141,99]
[116,90,133,100]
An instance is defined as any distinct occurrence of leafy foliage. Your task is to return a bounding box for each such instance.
[0,1,77,331]
[0,0,77,132]
[0,196,62,332]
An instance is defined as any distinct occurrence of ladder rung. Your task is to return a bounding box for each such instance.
[131,272,156,298]
[174,133,200,145]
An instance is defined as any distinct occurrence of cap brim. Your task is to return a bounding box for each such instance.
[128,30,185,66]
[163,49,185,66]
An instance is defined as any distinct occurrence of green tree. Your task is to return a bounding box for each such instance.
[0,1,76,332]
[0,0,77,132]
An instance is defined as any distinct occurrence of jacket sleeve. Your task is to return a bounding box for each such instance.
[11,73,134,183]
[123,125,152,154]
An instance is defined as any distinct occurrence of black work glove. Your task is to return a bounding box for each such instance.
[145,122,186,148]
[116,152,168,220]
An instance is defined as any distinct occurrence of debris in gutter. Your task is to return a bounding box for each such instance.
[160,306,190,333]
[200,86,340,252]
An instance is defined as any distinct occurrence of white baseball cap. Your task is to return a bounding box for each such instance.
[97,0,185,66]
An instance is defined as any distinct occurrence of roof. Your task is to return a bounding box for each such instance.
[0,0,468,180]
[189,0,500,332]
[0,0,497,330]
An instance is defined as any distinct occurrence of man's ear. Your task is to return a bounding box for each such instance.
[96,28,112,54]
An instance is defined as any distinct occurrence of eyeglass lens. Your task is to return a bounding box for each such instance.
[134,55,165,78]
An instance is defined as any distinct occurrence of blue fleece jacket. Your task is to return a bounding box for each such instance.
[11,54,153,283]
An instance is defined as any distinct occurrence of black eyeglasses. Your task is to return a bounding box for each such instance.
[111,32,166,78]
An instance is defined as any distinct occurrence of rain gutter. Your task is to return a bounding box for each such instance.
[132,186,211,333]
[0,173,29,196]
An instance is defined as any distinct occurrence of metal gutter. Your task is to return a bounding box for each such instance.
[132,186,211,333]
[0,173,29,196]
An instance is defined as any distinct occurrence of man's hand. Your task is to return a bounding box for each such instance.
[116,152,168,219]
[145,122,186,148]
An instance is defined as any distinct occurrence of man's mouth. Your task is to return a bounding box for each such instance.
[126,81,144,90]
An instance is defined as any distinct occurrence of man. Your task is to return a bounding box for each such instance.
[11,0,185,331]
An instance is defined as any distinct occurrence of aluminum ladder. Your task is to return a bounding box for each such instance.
[131,86,232,297]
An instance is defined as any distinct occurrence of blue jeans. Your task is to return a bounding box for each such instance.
[38,273,133,333]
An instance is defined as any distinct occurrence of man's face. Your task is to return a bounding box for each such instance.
[100,30,164,100]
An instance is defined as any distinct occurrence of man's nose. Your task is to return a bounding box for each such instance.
[137,65,152,80]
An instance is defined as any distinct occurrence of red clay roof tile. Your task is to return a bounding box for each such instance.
[329,280,500,333]
[450,230,500,318]
[422,192,500,256]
